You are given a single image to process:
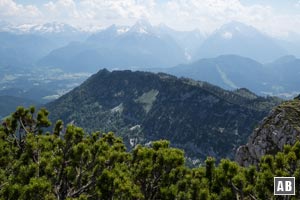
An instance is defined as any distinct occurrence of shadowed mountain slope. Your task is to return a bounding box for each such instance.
[46,69,280,161]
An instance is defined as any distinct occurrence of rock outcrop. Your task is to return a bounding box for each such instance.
[236,97,300,166]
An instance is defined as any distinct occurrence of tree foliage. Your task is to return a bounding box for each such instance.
[1,106,300,199]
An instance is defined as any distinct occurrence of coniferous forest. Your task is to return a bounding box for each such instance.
[1,106,300,200]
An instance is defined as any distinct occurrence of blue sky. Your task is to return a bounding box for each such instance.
[2,0,300,38]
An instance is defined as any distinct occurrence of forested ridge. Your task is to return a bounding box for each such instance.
[46,69,281,161]
[0,106,300,200]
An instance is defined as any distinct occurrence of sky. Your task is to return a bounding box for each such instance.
[1,0,300,38]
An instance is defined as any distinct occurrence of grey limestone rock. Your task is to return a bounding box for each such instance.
[236,98,300,166]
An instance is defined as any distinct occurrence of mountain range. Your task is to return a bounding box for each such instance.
[0,21,87,44]
[38,20,291,72]
[0,32,56,67]
[0,22,88,68]
[38,20,190,72]
[194,21,287,63]
[1,20,297,72]
[156,54,300,98]
[46,69,281,162]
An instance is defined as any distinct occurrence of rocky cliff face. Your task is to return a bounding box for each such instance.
[236,97,300,166]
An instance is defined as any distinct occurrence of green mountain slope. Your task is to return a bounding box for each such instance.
[46,69,281,161]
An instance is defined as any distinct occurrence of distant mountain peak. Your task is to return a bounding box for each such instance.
[116,26,130,35]
[4,22,80,35]
[196,21,287,63]
[29,22,79,34]
[221,31,233,40]
[129,19,154,35]
[104,24,130,35]
[272,55,297,64]
[217,21,259,37]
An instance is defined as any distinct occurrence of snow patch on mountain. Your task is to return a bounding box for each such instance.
[222,31,233,39]
[117,27,130,34]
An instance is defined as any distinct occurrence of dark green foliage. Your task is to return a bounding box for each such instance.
[1,106,300,199]
[268,99,300,132]
[0,107,141,199]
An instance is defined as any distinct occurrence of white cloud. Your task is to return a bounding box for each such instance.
[154,0,300,38]
[39,0,156,28]
[0,0,300,38]
[0,0,41,23]
[157,0,276,34]
[42,0,80,21]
